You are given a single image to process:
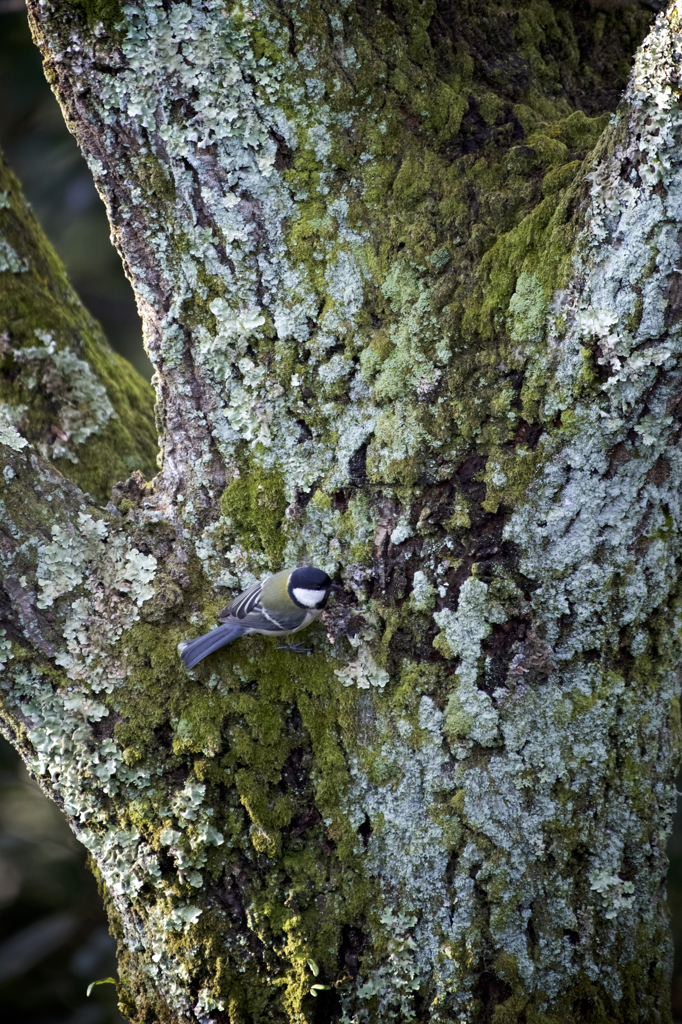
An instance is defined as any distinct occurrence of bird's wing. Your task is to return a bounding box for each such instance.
[242,605,309,632]
[221,579,265,620]
[220,579,307,633]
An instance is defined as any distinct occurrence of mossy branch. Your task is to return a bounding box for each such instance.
[0,153,157,503]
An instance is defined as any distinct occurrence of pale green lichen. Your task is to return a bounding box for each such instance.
[0,238,26,274]
[36,513,109,607]
[354,911,420,1021]
[589,868,636,921]
[0,629,13,669]
[434,578,505,748]
[408,570,436,613]
[16,333,116,463]
[343,694,455,1020]
[334,639,389,690]
[0,404,30,451]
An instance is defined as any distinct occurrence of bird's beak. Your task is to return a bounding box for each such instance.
[331,584,344,591]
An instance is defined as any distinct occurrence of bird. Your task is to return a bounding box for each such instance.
[178,566,334,670]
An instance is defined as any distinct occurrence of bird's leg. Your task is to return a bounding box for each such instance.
[277,643,312,654]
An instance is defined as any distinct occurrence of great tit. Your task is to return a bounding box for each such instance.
[178,566,333,670]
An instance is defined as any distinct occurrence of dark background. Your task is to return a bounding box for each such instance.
[0,5,681,1023]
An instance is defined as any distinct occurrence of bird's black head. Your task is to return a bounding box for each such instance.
[288,567,333,609]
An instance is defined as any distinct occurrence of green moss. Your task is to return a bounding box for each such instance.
[63,0,123,30]
[443,689,474,741]
[108,605,379,1020]
[136,153,177,205]
[219,463,287,568]
[269,0,642,492]
[482,444,542,514]
[391,151,434,208]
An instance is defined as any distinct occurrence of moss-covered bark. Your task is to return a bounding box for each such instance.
[0,154,157,502]
[2,0,682,1021]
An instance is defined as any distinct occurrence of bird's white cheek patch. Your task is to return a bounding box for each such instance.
[292,587,325,608]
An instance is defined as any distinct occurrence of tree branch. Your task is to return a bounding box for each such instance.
[0,154,157,502]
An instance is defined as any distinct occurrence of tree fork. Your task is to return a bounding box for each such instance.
[0,0,680,1021]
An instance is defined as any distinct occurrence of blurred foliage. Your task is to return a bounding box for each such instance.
[0,736,124,1024]
[0,9,151,380]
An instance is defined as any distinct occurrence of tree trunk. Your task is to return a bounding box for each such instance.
[1,0,681,1020]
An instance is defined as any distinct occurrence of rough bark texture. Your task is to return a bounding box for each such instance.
[2,0,682,1021]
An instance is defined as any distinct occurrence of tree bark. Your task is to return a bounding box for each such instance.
[2,0,681,1020]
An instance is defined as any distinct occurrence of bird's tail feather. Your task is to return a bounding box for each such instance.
[178,623,247,669]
